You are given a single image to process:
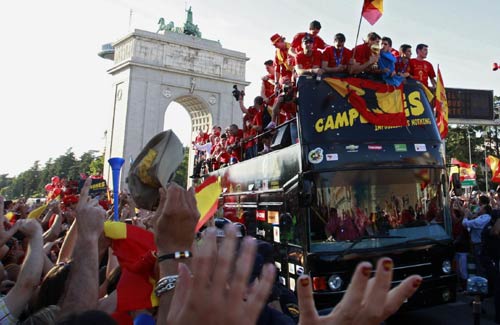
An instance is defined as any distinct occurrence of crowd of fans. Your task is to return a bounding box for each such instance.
[191,20,438,179]
[0,178,423,324]
[451,188,500,323]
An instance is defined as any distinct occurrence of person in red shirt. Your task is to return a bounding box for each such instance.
[226,124,244,162]
[395,44,412,77]
[322,33,352,74]
[294,34,323,77]
[261,60,276,105]
[349,32,381,75]
[409,43,436,87]
[270,33,294,89]
[239,95,265,160]
[289,20,327,59]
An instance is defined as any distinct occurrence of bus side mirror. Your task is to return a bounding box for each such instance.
[299,179,314,207]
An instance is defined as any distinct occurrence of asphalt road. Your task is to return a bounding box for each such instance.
[386,293,498,325]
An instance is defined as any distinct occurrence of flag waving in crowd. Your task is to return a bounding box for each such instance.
[486,155,500,183]
[435,66,449,139]
[362,0,383,25]
[450,158,477,183]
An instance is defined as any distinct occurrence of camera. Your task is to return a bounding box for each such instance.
[232,85,244,101]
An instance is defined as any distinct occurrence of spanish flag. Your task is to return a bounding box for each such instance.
[103,221,158,312]
[325,77,407,127]
[362,0,383,25]
[451,158,477,182]
[486,155,500,183]
[435,66,448,139]
[195,176,222,232]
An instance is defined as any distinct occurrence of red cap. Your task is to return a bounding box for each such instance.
[270,33,283,45]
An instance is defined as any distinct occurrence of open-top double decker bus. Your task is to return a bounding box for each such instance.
[209,75,456,310]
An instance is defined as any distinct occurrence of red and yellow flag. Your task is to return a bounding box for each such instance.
[325,77,407,127]
[435,66,448,139]
[451,158,477,182]
[103,221,158,311]
[362,0,383,25]
[486,155,500,183]
[195,176,222,232]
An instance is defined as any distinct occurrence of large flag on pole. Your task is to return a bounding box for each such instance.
[362,0,384,25]
[435,66,449,139]
[486,155,500,183]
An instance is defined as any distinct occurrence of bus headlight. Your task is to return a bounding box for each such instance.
[442,260,451,274]
[328,275,343,291]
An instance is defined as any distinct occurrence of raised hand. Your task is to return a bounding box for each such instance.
[155,183,199,253]
[167,226,276,325]
[297,258,422,325]
[75,178,105,240]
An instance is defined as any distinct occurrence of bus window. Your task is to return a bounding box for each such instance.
[310,168,448,253]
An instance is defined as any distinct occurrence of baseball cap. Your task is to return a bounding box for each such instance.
[127,130,183,210]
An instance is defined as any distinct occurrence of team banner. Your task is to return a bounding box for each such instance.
[298,77,441,146]
[78,177,108,198]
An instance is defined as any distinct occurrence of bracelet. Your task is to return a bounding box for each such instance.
[157,250,192,262]
[155,275,178,296]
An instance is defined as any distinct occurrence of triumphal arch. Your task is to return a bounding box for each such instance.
[102,9,249,186]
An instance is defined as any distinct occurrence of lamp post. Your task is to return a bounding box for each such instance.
[467,128,472,165]
[476,128,488,192]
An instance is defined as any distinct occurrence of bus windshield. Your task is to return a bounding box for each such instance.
[309,168,449,253]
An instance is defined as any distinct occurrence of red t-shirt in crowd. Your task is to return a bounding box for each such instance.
[409,58,436,87]
[353,43,372,65]
[280,102,297,120]
[322,46,352,67]
[395,57,410,74]
[194,133,209,144]
[262,74,275,99]
[296,50,322,69]
[291,32,326,53]
[227,129,243,161]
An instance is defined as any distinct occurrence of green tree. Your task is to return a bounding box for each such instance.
[89,155,104,175]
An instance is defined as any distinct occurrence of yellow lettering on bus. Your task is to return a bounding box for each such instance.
[315,118,324,132]
[348,108,359,126]
[324,115,335,131]
[335,112,349,128]
[408,91,424,116]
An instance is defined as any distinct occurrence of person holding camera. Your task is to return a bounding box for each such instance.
[239,93,266,160]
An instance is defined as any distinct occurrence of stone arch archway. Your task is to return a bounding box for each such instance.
[104,29,249,188]
[173,95,212,133]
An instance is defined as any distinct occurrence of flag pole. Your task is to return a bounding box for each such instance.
[352,1,365,59]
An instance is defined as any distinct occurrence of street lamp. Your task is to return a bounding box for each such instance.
[467,127,472,165]
[476,129,488,192]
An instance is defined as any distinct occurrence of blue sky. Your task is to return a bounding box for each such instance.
[1,0,499,176]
